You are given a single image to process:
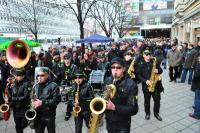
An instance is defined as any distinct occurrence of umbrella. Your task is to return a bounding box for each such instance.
[0,40,41,50]
[76,34,113,43]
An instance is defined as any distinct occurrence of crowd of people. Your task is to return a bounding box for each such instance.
[0,37,199,133]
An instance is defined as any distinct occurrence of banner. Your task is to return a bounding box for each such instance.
[143,0,167,10]
[124,0,139,16]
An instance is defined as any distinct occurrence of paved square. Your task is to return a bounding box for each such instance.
[0,70,200,133]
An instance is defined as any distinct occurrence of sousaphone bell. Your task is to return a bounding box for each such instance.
[6,40,31,68]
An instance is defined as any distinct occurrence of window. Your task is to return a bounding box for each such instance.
[139,3,143,11]
[167,1,173,9]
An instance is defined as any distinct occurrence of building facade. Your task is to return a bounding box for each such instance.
[138,0,174,38]
[0,0,80,43]
[122,0,174,38]
[172,0,200,44]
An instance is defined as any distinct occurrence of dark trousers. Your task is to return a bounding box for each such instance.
[177,65,183,78]
[74,112,90,133]
[66,100,73,115]
[13,109,28,133]
[0,82,5,105]
[143,90,161,115]
[169,66,178,81]
[106,120,130,133]
[35,116,56,133]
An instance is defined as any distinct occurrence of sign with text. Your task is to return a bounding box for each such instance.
[143,0,167,10]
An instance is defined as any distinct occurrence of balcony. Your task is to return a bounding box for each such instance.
[174,3,185,18]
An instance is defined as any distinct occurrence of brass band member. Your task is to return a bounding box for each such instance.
[32,67,60,133]
[10,68,32,133]
[137,49,163,121]
[105,57,138,133]
[61,53,77,121]
[73,70,94,133]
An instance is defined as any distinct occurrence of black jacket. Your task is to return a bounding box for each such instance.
[33,80,60,118]
[11,78,32,110]
[107,49,123,62]
[52,60,63,84]
[137,57,163,92]
[61,63,77,86]
[72,81,94,113]
[191,63,200,91]
[104,74,138,122]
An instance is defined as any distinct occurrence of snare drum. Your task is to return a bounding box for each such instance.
[88,70,105,84]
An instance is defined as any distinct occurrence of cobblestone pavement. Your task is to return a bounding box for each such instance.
[0,69,200,133]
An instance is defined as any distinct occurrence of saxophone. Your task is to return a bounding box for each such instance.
[73,84,81,117]
[148,58,161,92]
[128,58,135,79]
[88,75,117,133]
[25,79,40,121]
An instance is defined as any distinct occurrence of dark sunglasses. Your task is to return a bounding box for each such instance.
[111,66,122,69]
[75,76,83,79]
[144,53,151,56]
[37,74,46,77]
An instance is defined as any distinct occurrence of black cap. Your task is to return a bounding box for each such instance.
[124,51,133,57]
[0,51,6,56]
[74,70,86,78]
[10,68,26,76]
[111,57,125,67]
[37,67,49,75]
[52,52,60,59]
[143,49,151,55]
[64,53,72,60]
[52,51,60,56]
[61,45,66,49]
[98,54,105,58]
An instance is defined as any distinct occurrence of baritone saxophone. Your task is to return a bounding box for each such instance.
[88,75,117,133]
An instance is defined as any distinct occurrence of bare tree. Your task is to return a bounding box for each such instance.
[1,0,52,42]
[114,1,130,38]
[90,0,117,37]
[52,0,97,40]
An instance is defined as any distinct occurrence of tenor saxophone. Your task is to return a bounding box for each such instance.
[25,79,40,121]
[128,58,135,79]
[73,84,81,117]
[148,58,161,92]
[88,76,117,133]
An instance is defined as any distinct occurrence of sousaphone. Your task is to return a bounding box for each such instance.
[6,40,31,68]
